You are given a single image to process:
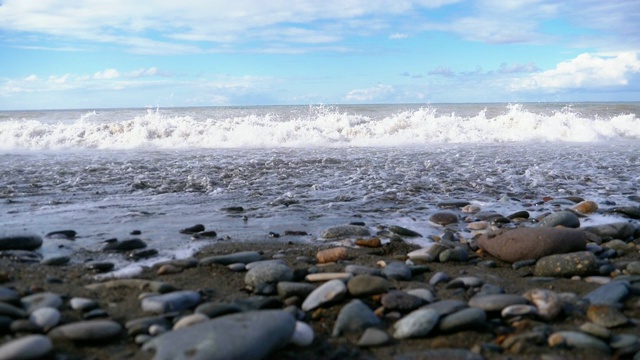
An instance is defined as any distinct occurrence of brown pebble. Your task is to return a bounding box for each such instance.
[354,238,382,248]
[572,200,598,214]
[157,264,182,275]
[316,247,348,263]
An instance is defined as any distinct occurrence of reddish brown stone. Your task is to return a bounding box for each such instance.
[477,227,586,263]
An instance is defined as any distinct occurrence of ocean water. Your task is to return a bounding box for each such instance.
[1,103,639,277]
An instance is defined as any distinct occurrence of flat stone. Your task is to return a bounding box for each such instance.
[523,288,562,321]
[381,290,424,312]
[357,327,391,347]
[478,227,586,263]
[305,272,352,282]
[0,334,52,360]
[102,238,147,251]
[583,222,636,240]
[301,279,347,311]
[422,299,468,316]
[0,302,28,318]
[393,308,440,339]
[0,234,43,251]
[583,281,630,306]
[534,251,597,277]
[321,225,370,239]
[48,319,122,341]
[501,304,539,318]
[332,299,380,337]
[586,305,628,328]
[141,290,201,314]
[381,261,412,281]
[388,225,423,237]
[244,262,293,289]
[428,212,459,226]
[347,275,390,297]
[468,294,528,312]
[194,302,242,319]
[548,331,610,354]
[344,264,381,276]
[41,256,70,266]
[142,310,296,360]
[277,282,316,299]
[438,307,486,332]
[199,251,262,266]
[538,210,580,228]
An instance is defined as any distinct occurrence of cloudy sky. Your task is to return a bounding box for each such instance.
[1,0,639,110]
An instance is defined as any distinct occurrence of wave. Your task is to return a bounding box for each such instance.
[0,104,638,150]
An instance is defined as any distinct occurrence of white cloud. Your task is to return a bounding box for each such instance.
[511,52,640,91]
[499,62,540,74]
[93,69,120,80]
[345,84,395,101]
[389,33,408,39]
[428,66,455,77]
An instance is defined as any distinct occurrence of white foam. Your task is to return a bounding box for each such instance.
[1,104,638,151]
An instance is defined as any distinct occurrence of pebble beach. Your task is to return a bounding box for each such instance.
[2,196,640,360]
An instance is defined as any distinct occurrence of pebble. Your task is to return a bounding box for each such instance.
[45,230,77,239]
[628,261,640,274]
[571,200,599,214]
[321,225,371,239]
[277,282,317,299]
[422,299,468,316]
[537,210,580,228]
[0,234,43,251]
[244,261,293,289]
[579,322,611,339]
[583,222,636,241]
[478,227,586,263]
[406,288,435,303]
[0,302,28,318]
[290,320,314,346]
[445,276,483,289]
[40,255,70,266]
[301,279,347,311]
[28,307,60,331]
[344,264,380,276]
[438,307,486,332]
[48,319,122,341]
[468,294,528,312]
[501,304,539,318]
[142,310,296,360]
[393,308,440,339]
[305,272,352,282]
[394,349,484,360]
[347,275,390,297]
[102,238,147,251]
[428,212,459,226]
[381,261,412,280]
[523,288,563,321]
[21,292,63,313]
[381,290,424,312]
[439,247,469,263]
[548,331,611,354]
[354,238,382,248]
[172,313,209,330]
[583,281,630,306]
[85,261,115,273]
[179,224,205,234]
[141,290,201,314]
[194,302,242,318]
[534,251,597,277]
[0,334,53,360]
[331,299,381,336]
[316,247,348,263]
[199,251,262,266]
[429,271,451,286]
[357,327,391,347]
[586,304,628,328]
[388,225,423,237]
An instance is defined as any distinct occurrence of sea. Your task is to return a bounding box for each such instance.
[1,102,639,277]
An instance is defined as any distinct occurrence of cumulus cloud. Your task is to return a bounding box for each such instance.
[93,69,120,80]
[511,52,640,91]
[345,84,395,101]
[428,66,455,77]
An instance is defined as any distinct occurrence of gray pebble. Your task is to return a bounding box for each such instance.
[332,299,380,337]
[244,261,293,290]
[357,327,391,347]
[0,234,43,251]
[142,310,296,360]
[301,279,347,311]
[468,294,528,312]
[534,251,597,277]
[583,280,630,306]
[548,331,610,354]
[438,307,486,332]
[0,334,52,360]
[28,307,60,331]
[70,297,99,311]
[277,282,316,299]
[422,299,468,316]
[393,308,440,339]
[321,225,370,239]
[347,275,390,297]
[429,272,451,286]
[21,292,63,313]
[381,261,412,280]
[538,210,580,228]
[48,319,122,341]
[199,251,262,266]
[141,290,201,314]
[381,290,424,312]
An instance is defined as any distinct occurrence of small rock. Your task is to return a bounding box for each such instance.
[0,234,43,251]
[321,225,370,239]
[388,225,423,237]
[21,292,63,313]
[347,275,390,297]
[428,212,458,226]
[572,200,598,214]
[316,247,348,263]
[381,261,412,280]
[523,288,562,321]
[586,304,628,328]
[358,327,391,347]
[501,304,539,318]
[290,321,314,346]
[0,334,52,360]
[381,290,424,312]
[199,251,262,266]
[478,227,586,263]
[468,294,528,312]
[583,222,636,240]
[301,279,347,311]
[305,272,352,282]
[173,313,209,330]
[244,262,293,290]
[277,282,316,299]
[534,251,597,277]
[354,238,382,248]
[583,281,629,306]
[103,238,147,252]
[48,319,122,341]
[393,308,440,339]
[438,307,486,332]
[332,299,380,337]
[40,256,70,266]
[179,224,205,234]
[548,331,610,354]
[45,230,77,239]
[29,307,60,331]
[141,291,201,314]
[538,210,580,228]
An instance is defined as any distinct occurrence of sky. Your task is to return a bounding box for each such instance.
[1,0,639,110]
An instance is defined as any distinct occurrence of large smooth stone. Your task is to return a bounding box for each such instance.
[347,275,389,297]
[0,334,53,360]
[331,299,380,337]
[321,225,370,239]
[142,310,296,360]
[438,307,486,332]
[301,279,347,311]
[0,234,42,251]
[428,212,458,226]
[582,223,636,240]
[537,211,580,228]
[534,251,597,277]
[583,281,630,306]
[141,291,201,314]
[477,227,586,263]
[244,262,293,288]
[548,331,610,354]
[393,308,440,339]
[48,319,122,341]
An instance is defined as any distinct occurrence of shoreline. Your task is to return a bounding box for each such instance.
[3,219,640,359]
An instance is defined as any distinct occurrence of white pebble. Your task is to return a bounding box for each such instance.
[289,321,314,346]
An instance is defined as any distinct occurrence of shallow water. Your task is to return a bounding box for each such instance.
[1,103,639,276]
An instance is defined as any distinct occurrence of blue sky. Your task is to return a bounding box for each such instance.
[1,0,639,110]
